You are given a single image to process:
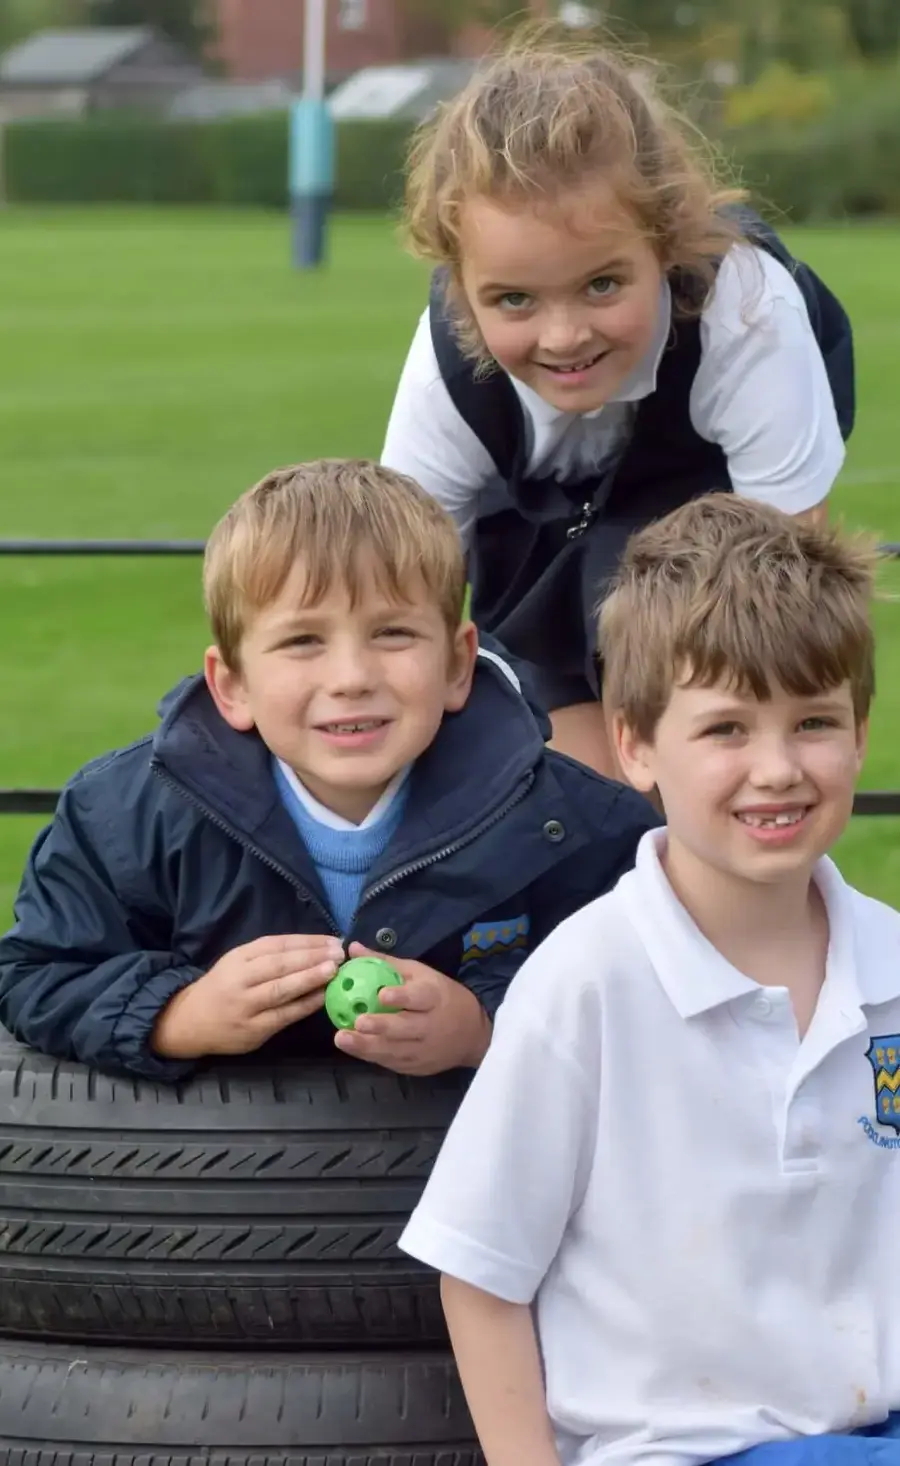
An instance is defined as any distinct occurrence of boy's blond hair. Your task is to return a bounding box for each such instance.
[405,23,746,365]
[204,460,467,669]
[599,496,878,739]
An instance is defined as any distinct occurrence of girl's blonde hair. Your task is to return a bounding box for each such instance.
[405,24,748,362]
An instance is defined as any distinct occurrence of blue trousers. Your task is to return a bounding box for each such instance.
[721,1414,900,1466]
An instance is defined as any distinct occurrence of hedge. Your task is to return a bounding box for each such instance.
[3,91,900,220]
[724,64,900,221]
[727,85,900,221]
[2,112,415,211]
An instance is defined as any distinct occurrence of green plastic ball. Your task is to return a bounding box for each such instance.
[325,956,404,1031]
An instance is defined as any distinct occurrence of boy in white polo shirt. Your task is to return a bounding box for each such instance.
[399,494,900,1466]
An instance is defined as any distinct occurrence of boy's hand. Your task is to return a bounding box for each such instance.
[152,934,345,1059]
[333,942,492,1075]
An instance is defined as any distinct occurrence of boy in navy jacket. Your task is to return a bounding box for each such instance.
[0,460,657,1082]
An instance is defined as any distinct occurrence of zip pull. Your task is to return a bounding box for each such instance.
[567,501,597,540]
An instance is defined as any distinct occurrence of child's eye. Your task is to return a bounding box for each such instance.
[704,722,742,738]
[587,276,619,299]
[497,291,533,311]
[283,633,319,648]
[799,716,837,732]
[376,626,417,641]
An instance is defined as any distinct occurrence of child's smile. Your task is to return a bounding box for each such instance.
[536,346,612,391]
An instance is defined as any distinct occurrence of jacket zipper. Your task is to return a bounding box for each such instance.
[566,456,621,540]
[153,764,342,937]
[155,762,535,929]
[360,771,535,906]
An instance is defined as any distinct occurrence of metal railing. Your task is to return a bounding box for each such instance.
[2,537,899,819]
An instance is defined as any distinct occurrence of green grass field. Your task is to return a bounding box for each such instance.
[0,208,898,914]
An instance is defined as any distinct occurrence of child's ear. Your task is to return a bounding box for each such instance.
[204,646,255,732]
[444,620,479,713]
[611,710,657,794]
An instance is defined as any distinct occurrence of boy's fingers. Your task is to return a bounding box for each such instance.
[250,933,343,954]
[375,982,436,1012]
[245,936,344,979]
[357,1012,424,1037]
[339,1011,427,1043]
[335,1028,422,1061]
[260,988,326,1035]
[253,961,337,1012]
[246,948,341,989]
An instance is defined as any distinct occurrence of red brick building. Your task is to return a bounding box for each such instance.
[210,0,447,84]
[209,0,551,83]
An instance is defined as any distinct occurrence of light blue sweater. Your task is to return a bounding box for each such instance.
[273,761,409,935]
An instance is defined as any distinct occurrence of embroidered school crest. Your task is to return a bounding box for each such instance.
[461,915,530,965]
[866,1036,900,1134]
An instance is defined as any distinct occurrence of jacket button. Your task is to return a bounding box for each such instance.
[543,819,566,843]
[375,927,398,950]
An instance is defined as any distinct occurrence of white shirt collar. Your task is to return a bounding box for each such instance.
[276,759,411,832]
[508,278,673,427]
[617,828,900,1020]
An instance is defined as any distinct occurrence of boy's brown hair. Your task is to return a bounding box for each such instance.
[599,495,878,739]
[204,459,467,669]
[405,23,746,366]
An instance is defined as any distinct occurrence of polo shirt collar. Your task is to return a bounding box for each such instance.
[844,876,900,1009]
[618,830,757,1017]
[617,829,900,1020]
[509,279,673,427]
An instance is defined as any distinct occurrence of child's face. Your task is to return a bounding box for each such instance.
[458,180,664,413]
[616,677,867,893]
[206,558,477,824]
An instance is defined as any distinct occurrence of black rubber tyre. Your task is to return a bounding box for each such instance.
[0,1341,481,1462]
[0,1031,466,1347]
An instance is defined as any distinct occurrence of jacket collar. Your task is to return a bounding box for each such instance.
[151,654,547,883]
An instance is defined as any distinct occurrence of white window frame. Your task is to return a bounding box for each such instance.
[338,0,368,31]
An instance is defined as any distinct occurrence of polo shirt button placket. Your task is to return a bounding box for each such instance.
[793,1098,822,1155]
[782,1093,824,1173]
[743,989,815,1172]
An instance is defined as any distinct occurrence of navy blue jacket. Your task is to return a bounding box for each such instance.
[0,655,659,1083]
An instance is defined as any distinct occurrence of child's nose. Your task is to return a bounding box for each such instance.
[325,642,374,694]
[749,737,803,789]
[539,307,594,355]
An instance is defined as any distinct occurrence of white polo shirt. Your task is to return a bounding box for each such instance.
[382,246,844,551]
[400,830,900,1466]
